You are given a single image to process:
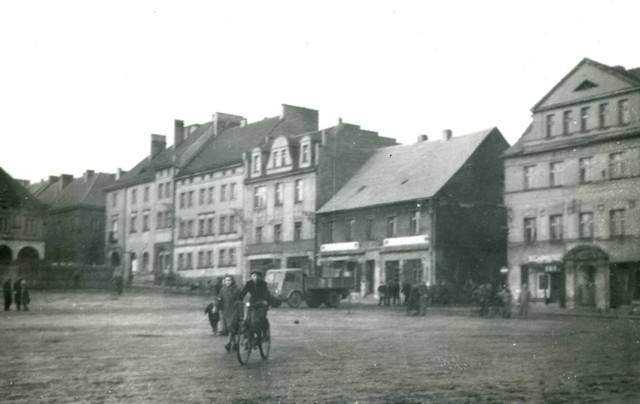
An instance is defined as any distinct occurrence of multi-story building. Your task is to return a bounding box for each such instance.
[29,170,116,265]
[316,128,509,297]
[504,58,640,310]
[104,113,244,282]
[172,105,319,282]
[243,118,396,280]
[0,166,46,262]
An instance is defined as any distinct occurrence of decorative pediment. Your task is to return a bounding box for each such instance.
[574,80,598,91]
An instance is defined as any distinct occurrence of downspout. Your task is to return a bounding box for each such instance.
[430,197,437,285]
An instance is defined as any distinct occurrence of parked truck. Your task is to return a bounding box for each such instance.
[265,268,354,308]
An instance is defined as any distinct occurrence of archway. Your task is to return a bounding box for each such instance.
[110,252,121,267]
[0,245,12,262]
[17,246,39,260]
[564,245,609,310]
[142,251,149,273]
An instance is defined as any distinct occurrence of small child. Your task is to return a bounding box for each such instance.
[204,300,220,334]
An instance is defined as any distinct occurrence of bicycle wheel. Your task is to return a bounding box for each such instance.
[259,328,271,359]
[237,327,252,365]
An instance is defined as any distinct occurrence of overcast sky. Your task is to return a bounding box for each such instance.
[1,0,639,183]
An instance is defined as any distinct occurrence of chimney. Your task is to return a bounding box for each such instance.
[338,117,343,125]
[212,112,244,135]
[174,119,185,147]
[241,118,247,127]
[417,134,429,143]
[441,129,452,143]
[116,168,123,180]
[150,134,167,159]
[59,174,73,190]
[83,170,95,182]
[48,175,60,183]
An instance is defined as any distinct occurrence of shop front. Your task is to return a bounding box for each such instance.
[563,245,609,310]
[521,254,565,307]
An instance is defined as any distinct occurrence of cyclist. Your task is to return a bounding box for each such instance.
[239,270,273,343]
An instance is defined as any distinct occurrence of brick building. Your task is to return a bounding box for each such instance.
[0,166,45,262]
[29,170,116,265]
[316,128,508,297]
[243,118,396,280]
[504,58,640,310]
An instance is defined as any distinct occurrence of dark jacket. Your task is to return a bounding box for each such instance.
[239,279,273,305]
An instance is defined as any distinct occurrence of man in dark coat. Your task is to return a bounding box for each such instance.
[3,279,11,311]
[239,270,274,341]
[20,279,30,311]
[13,279,22,311]
[219,275,242,352]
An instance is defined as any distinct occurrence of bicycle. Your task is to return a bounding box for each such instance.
[236,301,271,365]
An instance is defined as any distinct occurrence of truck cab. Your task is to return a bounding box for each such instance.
[265,268,354,308]
[265,268,305,308]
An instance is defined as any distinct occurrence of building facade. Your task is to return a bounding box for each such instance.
[29,170,116,265]
[243,119,396,281]
[316,129,509,298]
[0,166,45,262]
[504,58,640,310]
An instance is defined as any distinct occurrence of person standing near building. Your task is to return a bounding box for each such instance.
[518,284,531,317]
[377,283,387,306]
[3,279,11,311]
[13,278,22,311]
[20,279,30,311]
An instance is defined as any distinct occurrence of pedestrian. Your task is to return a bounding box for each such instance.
[498,285,513,318]
[518,284,531,317]
[20,279,30,311]
[474,283,493,317]
[218,275,242,352]
[3,279,12,311]
[204,299,220,334]
[401,281,411,305]
[13,279,23,311]
[418,282,430,315]
[377,283,387,306]
[112,270,124,296]
[406,283,421,315]
[390,279,400,306]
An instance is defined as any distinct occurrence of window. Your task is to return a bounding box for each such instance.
[198,251,205,268]
[129,212,137,233]
[550,162,563,187]
[524,165,536,190]
[365,217,375,240]
[273,151,279,167]
[219,249,226,266]
[199,189,205,205]
[143,186,149,202]
[142,211,150,232]
[253,155,260,173]
[178,253,184,270]
[187,220,194,238]
[599,103,608,129]
[275,183,283,205]
[294,221,302,241]
[524,217,537,242]
[112,192,118,207]
[158,184,163,199]
[206,187,213,204]
[24,217,37,236]
[179,192,185,209]
[256,226,263,244]
[219,216,226,234]
[230,183,237,200]
[562,110,572,135]
[274,224,282,243]
[165,182,171,199]
[281,149,287,166]
[579,212,594,239]
[207,217,214,235]
[188,191,194,207]
[609,152,625,178]
[198,218,206,236]
[579,157,593,184]
[580,106,590,132]
[111,217,118,239]
[131,189,137,205]
[610,209,625,237]
[206,251,213,267]
[295,179,303,203]
[254,186,266,209]
[186,253,193,269]
[229,215,236,233]
[220,184,227,202]
[387,216,397,237]
[546,114,554,137]
[302,144,309,163]
[549,215,563,241]
[157,212,164,229]
[619,99,630,125]
[229,248,236,266]
[165,211,172,228]
[345,219,355,241]
[410,211,420,235]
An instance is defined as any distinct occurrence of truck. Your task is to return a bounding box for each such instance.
[265,268,354,308]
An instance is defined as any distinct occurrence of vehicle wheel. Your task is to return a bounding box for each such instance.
[287,291,302,308]
[270,299,282,308]
[237,328,252,365]
[306,297,321,308]
[259,328,271,359]
[325,291,341,308]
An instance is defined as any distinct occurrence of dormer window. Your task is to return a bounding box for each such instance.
[302,144,309,163]
[281,149,287,166]
[252,154,261,174]
[272,151,279,167]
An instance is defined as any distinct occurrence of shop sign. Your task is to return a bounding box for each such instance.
[544,265,561,273]
[320,242,359,252]
[527,254,562,264]
[383,235,430,247]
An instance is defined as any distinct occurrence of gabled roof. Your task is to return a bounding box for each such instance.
[178,117,283,177]
[0,166,43,210]
[317,128,500,214]
[532,58,640,112]
[31,173,117,210]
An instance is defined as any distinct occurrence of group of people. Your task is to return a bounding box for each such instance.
[473,283,531,318]
[204,270,274,353]
[3,278,30,311]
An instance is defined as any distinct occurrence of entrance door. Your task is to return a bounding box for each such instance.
[549,272,565,307]
[385,261,400,283]
[578,265,596,306]
[365,261,375,295]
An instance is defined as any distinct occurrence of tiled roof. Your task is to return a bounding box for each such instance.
[317,128,500,214]
[32,173,117,210]
[178,117,283,177]
[0,166,43,209]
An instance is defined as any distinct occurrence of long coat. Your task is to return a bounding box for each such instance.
[219,284,242,332]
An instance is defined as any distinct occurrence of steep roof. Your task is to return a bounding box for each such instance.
[317,128,500,214]
[31,173,116,210]
[178,117,283,177]
[0,166,43,210]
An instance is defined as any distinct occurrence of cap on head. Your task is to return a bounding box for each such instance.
[250,270,263,277]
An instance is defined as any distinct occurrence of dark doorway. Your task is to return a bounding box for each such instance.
[578,265,596,306]
[549,271,565,307]
[365,260,375,295]
[110,252,121,267]
[385,260,400,284]
[0,245,12,262]
[17,246,39,260]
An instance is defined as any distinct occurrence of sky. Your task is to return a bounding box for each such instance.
[1,0,639,183]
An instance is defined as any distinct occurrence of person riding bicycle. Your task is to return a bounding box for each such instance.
[239,270,273,343]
